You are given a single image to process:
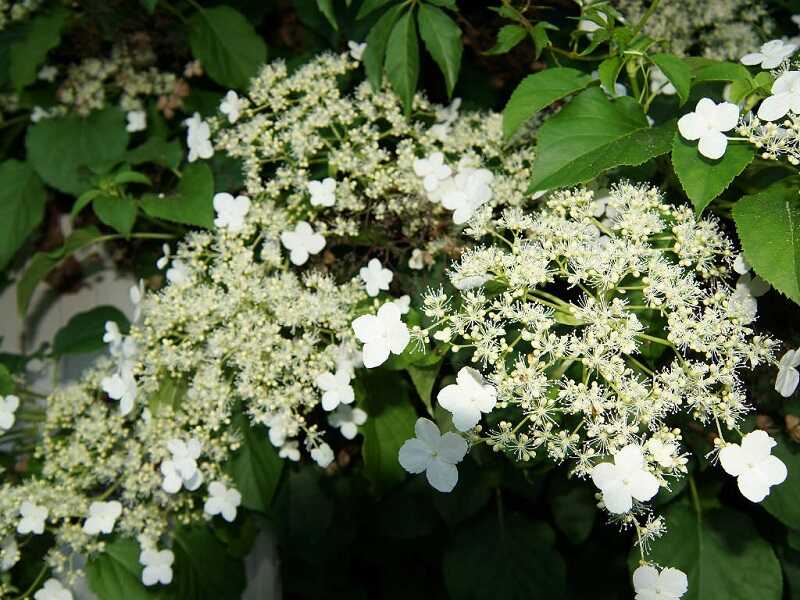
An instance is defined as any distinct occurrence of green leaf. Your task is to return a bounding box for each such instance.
[651,53,691,105]
[733,177,800,304]
[358,370,417,492]
[52,306,129,357]
[385,8,419,114]
[671,135,754,214]
[86,538,150,600]
[140,163,215,229]
[598,56,624,100]
[406,360,442,415]
[125,136,183,170]
[529,88,675,192]
[0,365,13,395]
[417,4,462,97]
[148,375,188,415]
[26,108,130,195]
[0,160,46,271]
[226,414,284,511]
[444,512,567,600]
[762,434,800,529]
[188,6,268,90]
[9,7,69,90]
[502,68,592,139]
[93,195,138,236]
[686,58,752,84]
[426,0,457,7]
[112,171,151,186]
[484,24,526,55]
[530,21,557,60]
[357,0,392,20]
[547,475,596,544]
[17,226,104,315]
[316,0,338,29]
[363,4,404,90]
[633,501,782,600]
[140,0,158,13]
[173,526,245,600]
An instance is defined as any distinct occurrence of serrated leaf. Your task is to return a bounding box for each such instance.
[93,195,138,236]
[671,135,754,214]
[502,67,592,139]
[417,4,461,97]
[139,163,214,229]
[0,160,46,271]
[385,9,419,114]
[316,0,338,30]
[484,24,526,56]
[9,7,69,90]
[226,414,284,511]
[86,538,150,600]
[188,6,267,90]
[650,53,691,105]
[363,4,404,90]
[733,177,800,304]
[52,306,129,356]
[529,87,675,192]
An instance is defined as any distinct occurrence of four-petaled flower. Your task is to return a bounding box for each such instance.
[719,430,787,502]
[213,192,251,232]
[677,98,739,160]
[130,279,145,323]
[348,41,366,61]
[161,437,204,494]
[409,248,425,270]
[441,167,494,224]
[352,302,410,368]
[101,371,138,416]
[307,178,337,207]
[437,367,497,432]
[280,221,326,266]
[741,39,797,69]
[758,71,800,122]
[126,110,147,132]
[0,395,19,431]
[166,259,190,285]
[83,501,122,535]
[204,481,241,522]
[316,368,355,411]
[359,258,393,297]
[328,405,367,439]
[776,348,800,397]
[279,441,301,461]
[632,565,688,600]
[220,90,244,123]
[311,443,334,468]
[140,547,174,586]
[34,579,72,600]
[1,536,18,571]
[17,501,48,535]
[183,112,214,162]
[398,418,468,493]
[590,444,660,514]
[413,152,452,193]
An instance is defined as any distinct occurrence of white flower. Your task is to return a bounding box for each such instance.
[398,418,468,493]
[204,481,241,522]
[220,90,244,123]
[649,67,676,96]
[348,40,366,61]
[82,501,122,535]
[1,536,18,571]
[758,71,800,122]
[279,441,301,462]
[311,443,334,468]
[741,40,797,69]
[441,167,494,224]
[140,548,174,586]
[126,110,147,133]
[719,430,788,502]
[101,371,137,416]
[435,97,461,124]
[130,279,145,323]
[316,368,355,411]
[213,192,251,232]
[452,273,491,291]
[156,243,171,270]
[34,579,72,600]
[733,253,750,275]
[0,395,19,431]
[413,152,452,193]
[590,444,660,514]
[307,178,337,207]
[183,112,214,162]
[263,410,293,447]
[776,349,800,397]
[31,106,49,123]
[166,259,190,285]
[437,367,497,432]
[280,221,325,266]
[17,501,47,535]
[677,98,739,160]
[328,405,367,439]
[632,565,688,600]
[161,438,204,493]
[38,65,57,82]
[352,302,410,368]
[409,248,425,270]
[359,258,393,297]
[592,69,627,97]
[646,439,677,468]
[392,295,411,314]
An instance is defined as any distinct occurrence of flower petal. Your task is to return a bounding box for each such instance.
[698,130,728,160]
[632,565,660,592]
[426,458,459,492]
[740,430,775,461]
[628,471,660,502]
[758,92,792,122]
[602,480,633,514]
[719,443,746,476]
[737,468,770,502]
[398,438,433,473]
[659,568,689,596]
[740,52,764,65]
[351,315,379,344]
[438,431,469,463]
[775,366,800,397]
[361,342,390,369]
[678,112,706,141]
[591,461,618,490]
[614,444,645,474]
[760,455,788,487]
[414,417,441,447]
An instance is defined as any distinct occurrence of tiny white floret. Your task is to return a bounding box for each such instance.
[437,367,497,432]
[359,258,393,297]
[220,90,244,123]
[204,481,241,522]
[126,110,147,132]
[280,221,326,266]
[348,41,366,61]
[316,368,355,411]
[83,501,122,535]
[328,405,367,440]
[17,501,47,535]
[140,548,174,586]
[307,178,337,207]
[413,152,452,193]
[352,302,410,368]
[311,443,334,468]
[213,192,251,232]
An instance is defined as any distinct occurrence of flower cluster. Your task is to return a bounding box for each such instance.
[0,0,42,31]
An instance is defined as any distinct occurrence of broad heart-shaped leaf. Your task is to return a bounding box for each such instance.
[93,194,138,236]
[139,163,215,229]
[733,177,800,304]
[529,87,675,192]
[417,4,462,97]
[9,6,69,90]
[762,433,800,529]
[226,413,284,512]
[188,6,267,90]
[126,136,183,170]
[26,108,130,196]
[358,369,416,493]
[630,500,782,600]
[363,4,405,90]
[502,67,592,139]
[671,135,754,214]
[444,511,567,600]
[0,160,46,271]
[86,538,151,600]
[385,8,419,114]
[17,226,104,315]
[173,526,245,600]
[484,24,526,55]
[52,305,129,356]
[650,53,691,105]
